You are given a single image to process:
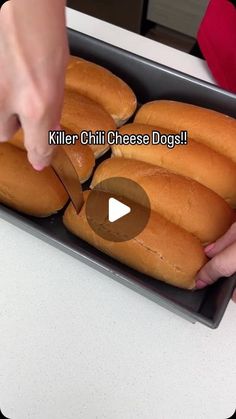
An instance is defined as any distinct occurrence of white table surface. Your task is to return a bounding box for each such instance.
[1,8,236,419]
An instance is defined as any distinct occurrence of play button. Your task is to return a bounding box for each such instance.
[85,177,151,242]
[108,198,131,223]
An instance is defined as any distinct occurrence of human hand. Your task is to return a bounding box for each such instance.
[0,0,69,170]
[196,222,236,302]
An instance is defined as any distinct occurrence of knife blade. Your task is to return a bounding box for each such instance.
[51,147,84,213]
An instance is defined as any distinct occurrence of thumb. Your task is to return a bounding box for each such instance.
[196,241,236,289]
[204,222,236,258]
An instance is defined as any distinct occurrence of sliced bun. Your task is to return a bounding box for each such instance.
[61,141,95,184]
[9,128,95,184]
[0,143,68,217]
[62,90,116,158]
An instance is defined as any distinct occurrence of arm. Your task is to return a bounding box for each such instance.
[0,0,69,169]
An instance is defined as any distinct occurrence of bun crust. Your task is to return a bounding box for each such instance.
[91,157,234,244]
[0,143,68,217]
[63,192,207,289]
[66,56,137,126]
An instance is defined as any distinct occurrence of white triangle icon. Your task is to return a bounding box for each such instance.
[108,198,131,223]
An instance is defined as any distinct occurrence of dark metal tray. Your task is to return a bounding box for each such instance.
[1,29,236,328]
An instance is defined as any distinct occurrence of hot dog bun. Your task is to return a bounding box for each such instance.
[61,90,116,158]
[63,191,207,289]
[113,123,236,208]
[0,143,68,217]
[66,56,137,126]
[91,158,234,244]
[135,100,236,163]
[9,128,96,184]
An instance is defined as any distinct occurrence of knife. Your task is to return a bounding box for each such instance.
[51,147,84,213]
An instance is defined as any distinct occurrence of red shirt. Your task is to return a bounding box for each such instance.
[197,0,236,93]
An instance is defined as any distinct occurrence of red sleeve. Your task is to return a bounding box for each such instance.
[197,0,236,93]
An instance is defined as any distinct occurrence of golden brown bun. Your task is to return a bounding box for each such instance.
[63,191,207,289]
[0,143,68,217]
[61,90,116,158]
[9,129,24,150]
[135,100,236,163]
[59,127,95,183]
[91,158,234,244]
[62,141,95,183]
[9,128,95,184]
[66,56,137,126]
[114,124,236,208]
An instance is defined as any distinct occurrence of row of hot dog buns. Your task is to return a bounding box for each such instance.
[63,100,236,289]
[63,192,207,290]
[62,56,137,158]
[0,54,236,290]
[0,56,137,216]
[10,55,137,159]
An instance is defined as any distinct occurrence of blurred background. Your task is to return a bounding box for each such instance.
[67,0,209,53]
[0,0,209,56]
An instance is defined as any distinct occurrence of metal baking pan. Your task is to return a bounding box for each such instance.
[1,28,236,328]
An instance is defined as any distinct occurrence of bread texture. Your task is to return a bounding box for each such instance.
[63,191,207,289]
[135,100,236,163]
[91,158,234,244]
[0,143,68,217]
[9,128,95,184]
[62,141,95,184]
[113,123,236,208]
[9,129,24,150]
[61,89,116,158]
[66,56,137,126]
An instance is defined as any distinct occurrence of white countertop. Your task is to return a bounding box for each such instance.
[0,8,235,419]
